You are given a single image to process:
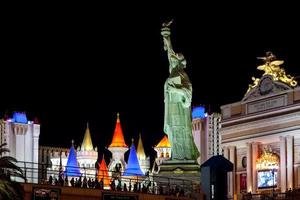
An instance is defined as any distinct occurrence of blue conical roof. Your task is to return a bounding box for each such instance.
[64,146,81,177]
[123,142,144,176]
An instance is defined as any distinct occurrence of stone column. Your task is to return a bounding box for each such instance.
[252,142,259,193]
[223,146,230,196]
[229,146,236,197]
[223,146,229,159]
[286,136,294,189]
[246,143,252,192]
[33,124,40,184]
[280,136,286,192]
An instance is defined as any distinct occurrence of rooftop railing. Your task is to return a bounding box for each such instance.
[15,161,200,197]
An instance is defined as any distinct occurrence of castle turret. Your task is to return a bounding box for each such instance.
[108,113,128,174]
[154,135,171,161]
[98,154,110,189]
[123,139,144,177]
[136,133,150,174]
[77,123,98,178]
[64,141,81,177]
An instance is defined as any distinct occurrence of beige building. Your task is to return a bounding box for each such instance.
[220,52,300,198]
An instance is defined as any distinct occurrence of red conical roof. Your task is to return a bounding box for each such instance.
[109,113,128,147]
[98,155,110,187]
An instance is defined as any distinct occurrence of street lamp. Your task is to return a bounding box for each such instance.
[272,168,275,198]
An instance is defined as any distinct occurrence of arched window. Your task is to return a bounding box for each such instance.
[166,152,170,158]
[160,152,164,158]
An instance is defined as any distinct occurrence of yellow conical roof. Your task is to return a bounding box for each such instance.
[137,133,146,160]
[81,123,94,151]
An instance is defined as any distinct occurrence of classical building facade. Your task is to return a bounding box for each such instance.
[220,52,300,198]
[0,112,40,183]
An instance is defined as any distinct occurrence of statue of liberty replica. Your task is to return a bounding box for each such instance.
[162,20,199,161]
[152,21,200,186]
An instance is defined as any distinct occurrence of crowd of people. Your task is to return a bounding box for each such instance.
[45,175,186,197]
[47,175,104,189]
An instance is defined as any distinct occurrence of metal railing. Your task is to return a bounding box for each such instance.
[15,161,200,197]
[242,189,300,200]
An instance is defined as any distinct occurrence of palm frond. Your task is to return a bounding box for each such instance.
[0,143,25,199]
[0,143,10,156]
[0,179,24,200]
[0,157,23,172]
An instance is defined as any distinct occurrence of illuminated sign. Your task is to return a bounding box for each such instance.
[12,112,28,124]
[102,193,138,200]
[257,170,277,189]
[192,106,205,119]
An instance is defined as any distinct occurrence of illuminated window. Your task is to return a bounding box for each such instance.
[166,152,170,158]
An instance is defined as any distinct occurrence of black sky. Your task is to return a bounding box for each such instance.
[1,4,300,161]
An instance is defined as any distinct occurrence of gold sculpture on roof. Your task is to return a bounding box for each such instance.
[256,146,279,170]
[247,51,298,93]
[247,77,260,93]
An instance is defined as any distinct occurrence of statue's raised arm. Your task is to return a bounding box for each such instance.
[161,20,176,71]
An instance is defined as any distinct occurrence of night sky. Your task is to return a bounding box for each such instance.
[1,5,299,162]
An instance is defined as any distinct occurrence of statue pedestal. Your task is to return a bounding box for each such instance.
[152,159,200,194]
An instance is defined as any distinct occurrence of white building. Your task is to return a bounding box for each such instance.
[0,112,40,183]
[192,106,222,164]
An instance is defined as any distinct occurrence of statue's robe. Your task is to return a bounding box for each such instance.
[164,66,199,160]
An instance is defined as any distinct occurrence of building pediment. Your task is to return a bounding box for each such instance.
[242,75,293,102]
[243,52,298,102]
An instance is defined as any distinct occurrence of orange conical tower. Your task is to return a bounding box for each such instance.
[108,113,128,175]
[98,155,111,188]
[154,134,172,160]
[109,113,128,147]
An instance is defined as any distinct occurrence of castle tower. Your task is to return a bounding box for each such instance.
[77,123,98,178]
[108,113,128,174]
[64,141,81,177]
[136,133,150,174]
[123,139,144,177]
[154,135,171,162]
[98,154,110,189]
[0,112,40,183]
